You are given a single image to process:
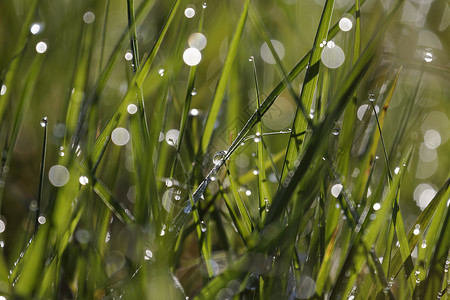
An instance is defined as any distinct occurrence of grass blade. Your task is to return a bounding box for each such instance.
[281,0,335,181]
[200,0,250,153]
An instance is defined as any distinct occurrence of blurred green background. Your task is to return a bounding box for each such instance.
[0,0,449,296]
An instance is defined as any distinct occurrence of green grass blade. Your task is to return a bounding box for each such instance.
[423,196,450,298]
[224,166,253,238]
[92,177,135,225]
[200,0,250,153]
[0,54,44,212]
[219,183,250,243]
[388,177,450,279]
[89,0,180,169]
[64,23,95,148]
[281,0,335,181]
[0,0,39,123]
[13,224,50,297]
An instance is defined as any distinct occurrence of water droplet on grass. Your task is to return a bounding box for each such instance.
[36,41,47,53]
[111,127,130,146]
[368,93,376,102]
[331,184,343,197]
[30,23,42,34]
[0,85,6,95]
[188,33,207,50]
[190,108,199,116]
[0,220,5,233]
[158,68,164,76]
[40,116,48,127]
[184,7,195,18]
[321,42,345,69]
[38,216,46,224]
[127,104,138,114]
[245,189,252,196]
[332,128,340,135]
[79,176,89,185]
[202,3,207,8]
[200,221,207,232]
[249,56,254,61]
[165,129,179,147]
[424,48,433,62]
[213,150,227,165]
[339,17,353,31]
[373,203,381,210]
[124,51,133,61]
[191,88,197,96]
[183,48,202,66]
[83,11,95,24]
[49,165,70,187]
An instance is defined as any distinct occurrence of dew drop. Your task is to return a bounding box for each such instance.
[331,184,343,197]
[36,41,48,53]
[424,48,433,62]
[0,85,6,96]
[245,189,252,196]
[49,165,70,187]
[183,48,202,66]
[38,216,46,224]
[373,203,381,210]
[368,93,376,102]
[165,129,180,147]
[0,220,5,233]
[339,17,353,31]
[200,221,207,232]
[83,11,95,24]
[124,51,133,61]
[144,249,153,260]
[40,116,48,127]
[252,169,259,175]
[188,33,207,50]
[202,2,207,8]
[158,68,165,76]
[111,127,130,146]
[190,108,199,116]
[184,7,195,18]
[213,150,228,165]
[79,176,89,185]
[191,88,197,96]
[127,104,138,114]
[332,128,340,135]
[165,178,173,187]
[254,136,261,143]
[30,23,42,34]
[321,42,345,69]
[394,167,400,174]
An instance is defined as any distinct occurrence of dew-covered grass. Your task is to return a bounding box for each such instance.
[0,0,449,299]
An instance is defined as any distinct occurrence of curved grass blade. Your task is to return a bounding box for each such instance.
[388,176,450,280]
[200,0,250,153]
[336,0,361,180]
[92,177,135,225]
[0,54,44,212]
[89,0,181,169]
[171,0,372,241]
[422,198,450,298]
[0,0,39,123]
[280,0,335,181]
[330,149,410,298]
